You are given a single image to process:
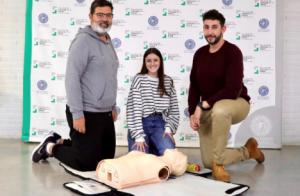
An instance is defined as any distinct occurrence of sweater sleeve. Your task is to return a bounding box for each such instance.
[65,35,89,119]
[164,81,180,134]
[206,45,244,107]
[188,50,201,115]
[126,77,145,141]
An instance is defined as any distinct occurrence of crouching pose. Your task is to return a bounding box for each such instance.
[188,9,265,182]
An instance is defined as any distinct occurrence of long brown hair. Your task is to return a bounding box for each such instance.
[140,48,170,97]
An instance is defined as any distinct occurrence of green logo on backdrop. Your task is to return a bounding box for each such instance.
[70,19,75,26]
[51,73,56,81]
[33,63,39,69]
[125,32,131,38]
[34,40,39,46]
[163,55,168,61]
[254,67,260,75]
[51,119,56,126]
[52,51,57,58]
[162,32,168,39]
[179,133,185,141]
[51,95,56,103]
[162,9,168,16]
[32,106,37,113]
[199,32,204,40]
[254,45,260,52]
[199,10,204,18]
[180,21,186,28]
[236,33,241,40]
[52,29,57,36]
[52,6,58,14]
[143,42,149,50]
[180,66,185,73]
[180,88,188,96]
[125,8,131,16]
[124,75,130,84]
[124,53,131,61]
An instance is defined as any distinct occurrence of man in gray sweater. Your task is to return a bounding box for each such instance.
[32,0,119,171]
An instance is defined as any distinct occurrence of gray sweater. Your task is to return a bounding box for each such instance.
[65,26,119,119]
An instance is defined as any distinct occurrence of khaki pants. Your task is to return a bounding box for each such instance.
[197,98,250,168]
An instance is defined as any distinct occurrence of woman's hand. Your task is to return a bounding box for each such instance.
[163,132,176,144]
[133,141,148,152]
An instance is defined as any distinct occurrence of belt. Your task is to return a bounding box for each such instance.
[149,112,162,117]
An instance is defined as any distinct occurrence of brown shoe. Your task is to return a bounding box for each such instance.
[245,137,265,163]
[212,162,230,182]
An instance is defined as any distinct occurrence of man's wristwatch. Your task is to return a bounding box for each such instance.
[197,101,210,111]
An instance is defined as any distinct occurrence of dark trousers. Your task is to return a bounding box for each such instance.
[52,105,116,171]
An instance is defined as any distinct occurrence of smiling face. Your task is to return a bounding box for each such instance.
[203,19,226,45]
[89,6,113,34]
[145,53,161,77]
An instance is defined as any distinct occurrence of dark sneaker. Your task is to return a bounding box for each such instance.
[31,133,57,163]
[51,131,62,143]
[41,132,62,160]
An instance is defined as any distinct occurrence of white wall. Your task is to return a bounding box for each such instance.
[0,0,299,145]
[0,0,25,138]
[282,0,300,145]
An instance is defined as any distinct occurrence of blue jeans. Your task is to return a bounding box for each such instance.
[127,114,175,156]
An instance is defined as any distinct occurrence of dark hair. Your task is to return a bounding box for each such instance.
[90,0,113,15]
[140,48,170,97]
[202,9,226,27]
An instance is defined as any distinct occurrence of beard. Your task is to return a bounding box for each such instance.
[91,23,111,34]
[205,34,222,45]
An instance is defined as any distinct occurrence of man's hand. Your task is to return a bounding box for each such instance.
[112,109,118,121]
[201,100,210,110]
[73,117,86,134]
[189,106,202,130]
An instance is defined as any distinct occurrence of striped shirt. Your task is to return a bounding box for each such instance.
[126,74,180,141]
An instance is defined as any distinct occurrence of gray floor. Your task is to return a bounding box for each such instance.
[0,139,299,196]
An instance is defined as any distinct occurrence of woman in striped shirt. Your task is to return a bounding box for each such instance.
[126,48,180,156]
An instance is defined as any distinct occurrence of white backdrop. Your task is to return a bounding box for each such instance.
[22,0,280,148]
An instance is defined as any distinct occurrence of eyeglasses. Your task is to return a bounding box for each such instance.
[94,13,113,18]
